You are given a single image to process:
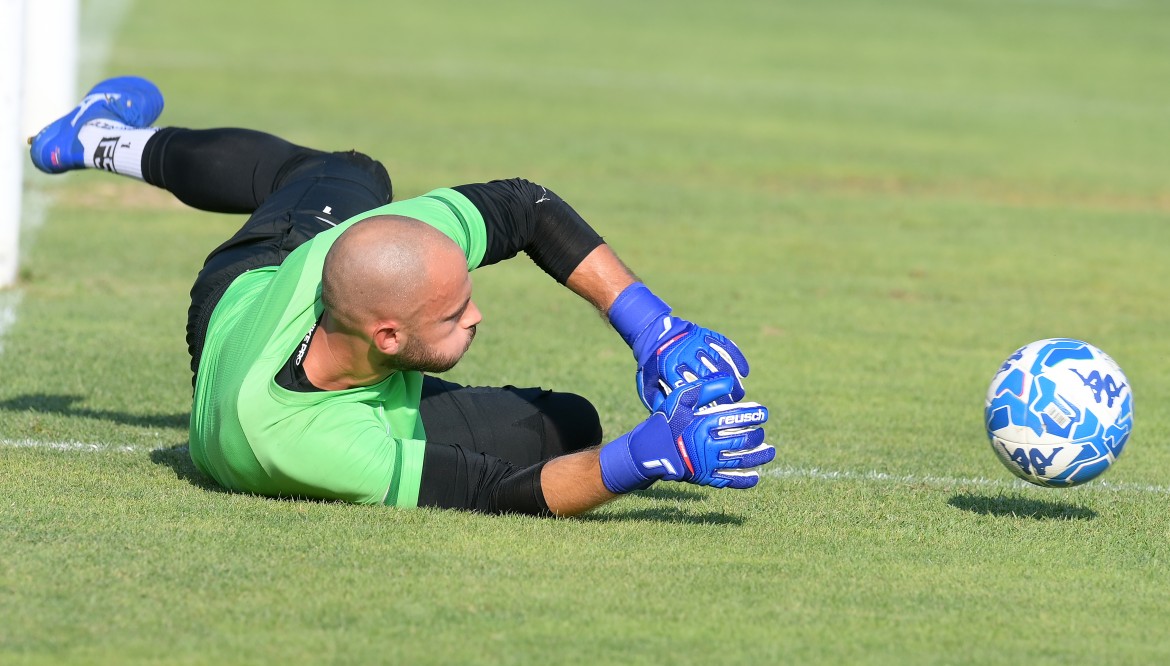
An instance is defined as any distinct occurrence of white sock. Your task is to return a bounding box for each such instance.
[77,121,160,180]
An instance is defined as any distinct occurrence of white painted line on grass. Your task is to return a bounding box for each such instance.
[0,438,151,453]
[3,436,1166,497]
[0,291,21,355]
[1,188,43,356]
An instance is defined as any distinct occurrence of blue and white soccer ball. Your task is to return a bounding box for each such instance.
[985,338,1133,487]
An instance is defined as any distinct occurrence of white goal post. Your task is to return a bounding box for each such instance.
[1,0,79,287]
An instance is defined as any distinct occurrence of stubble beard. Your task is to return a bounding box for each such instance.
[392,325,476,374]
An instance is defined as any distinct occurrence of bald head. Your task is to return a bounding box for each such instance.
[321,215,467,332]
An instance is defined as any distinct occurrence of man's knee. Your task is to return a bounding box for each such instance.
[537,391,603,457]
[329,150,392,202]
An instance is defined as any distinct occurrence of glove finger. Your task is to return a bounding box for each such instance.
[669,360,729,408]
[712,468,761,489]
[707,339,750,379]
[674,362,701,385]
[720,440,776,468]
[691,348,734,378]
[676,356,740,405]
[648,379,670,412]
[690,373,736,408]
[693,350,746,402]
[660,373,736,417]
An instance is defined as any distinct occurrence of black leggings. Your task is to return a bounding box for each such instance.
[145,127,602,515]
[142,126,374,214]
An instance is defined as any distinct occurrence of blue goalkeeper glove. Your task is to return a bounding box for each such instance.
[608,282,750,411]
[599,374,775,493]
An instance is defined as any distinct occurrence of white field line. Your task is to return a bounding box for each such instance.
[3,437,1167,497]
[17,176,54,252]
[2,176,47,356]
[0,438,152,453]
[764,464,1170,496]
[0,291,21,355]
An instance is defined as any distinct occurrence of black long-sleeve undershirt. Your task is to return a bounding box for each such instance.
[454,179,604,284]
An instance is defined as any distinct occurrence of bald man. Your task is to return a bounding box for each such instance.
[30,77,776,516]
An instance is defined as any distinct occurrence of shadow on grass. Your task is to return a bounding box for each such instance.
[146,447,747,524]
[148,445,745,522]
[637,486,707,502]
[947,493,1097,521]
[149,447,365,505]
[149,444,226,493]
[0,393,189,430]
[577,507,745,525]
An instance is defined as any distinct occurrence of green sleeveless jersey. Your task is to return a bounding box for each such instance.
[189,188,487,506]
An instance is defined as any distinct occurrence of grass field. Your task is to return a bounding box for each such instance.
[3,0,1170,663]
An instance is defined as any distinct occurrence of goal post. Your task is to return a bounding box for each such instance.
[22,0,80,139]
[1,0,27,287]
[1,0,79,288]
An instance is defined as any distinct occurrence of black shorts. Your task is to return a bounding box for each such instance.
[416,376,603,512]
[185,150,392,378]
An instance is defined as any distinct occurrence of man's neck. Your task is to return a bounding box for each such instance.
[302,313,393,390]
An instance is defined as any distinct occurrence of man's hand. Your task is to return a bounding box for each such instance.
[598,374,775,494]
[608,283,750,411]
[635,316,749,412]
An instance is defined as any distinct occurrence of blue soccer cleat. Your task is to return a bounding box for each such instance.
[29,76,164,174]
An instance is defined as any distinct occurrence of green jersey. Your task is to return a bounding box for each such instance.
[189,188,488,506]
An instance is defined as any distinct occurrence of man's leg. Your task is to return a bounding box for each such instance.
[142,128,336,214]
[29,75,392,216]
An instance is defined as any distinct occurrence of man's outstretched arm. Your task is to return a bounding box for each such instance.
[514,374,774,517]
[455,179,752,411]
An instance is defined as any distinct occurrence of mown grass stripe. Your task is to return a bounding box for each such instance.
[765,464,1170,495]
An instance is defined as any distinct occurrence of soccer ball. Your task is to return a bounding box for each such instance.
[985,338,1133,487]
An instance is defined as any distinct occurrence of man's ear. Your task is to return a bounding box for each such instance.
[371,320,403,356]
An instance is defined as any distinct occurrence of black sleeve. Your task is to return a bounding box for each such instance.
[453,179,604,284]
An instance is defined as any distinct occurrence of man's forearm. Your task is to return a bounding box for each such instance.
[564,244,638,314]
[540,448,620,516]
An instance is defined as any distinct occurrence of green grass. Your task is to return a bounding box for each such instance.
[3,0,1170,663]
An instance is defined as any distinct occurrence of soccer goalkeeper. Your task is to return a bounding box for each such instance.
[28,76,776,516]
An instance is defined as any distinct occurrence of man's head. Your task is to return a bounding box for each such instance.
[321,215,481,374]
